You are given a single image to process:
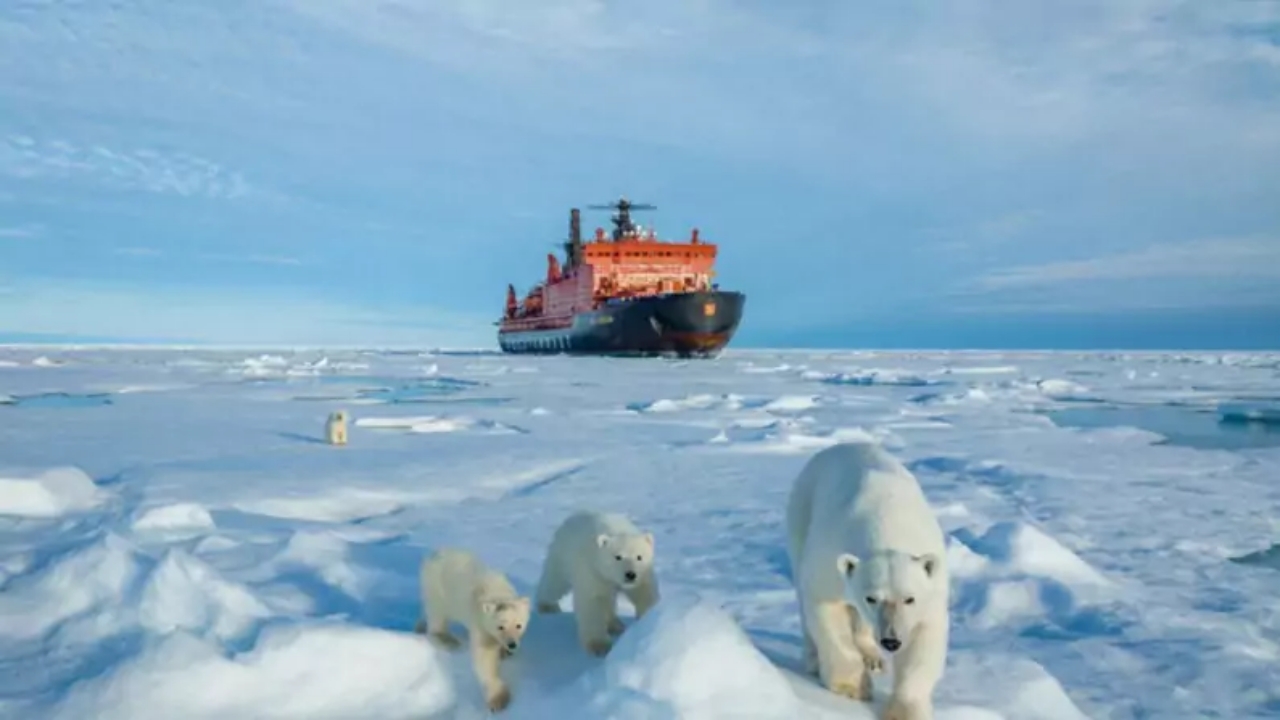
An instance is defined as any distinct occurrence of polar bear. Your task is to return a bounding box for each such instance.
[785,440,949,720]
[413,548,531,713]
[325,410,348,446]
[534,510,660,657]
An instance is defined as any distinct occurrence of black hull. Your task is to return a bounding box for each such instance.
[498,290,746,358]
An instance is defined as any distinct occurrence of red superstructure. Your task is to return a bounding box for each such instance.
[501,201,718,331]
[497,198,745,357]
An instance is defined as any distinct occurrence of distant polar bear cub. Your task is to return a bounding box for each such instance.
[325,410,348,445]
[786,440,949,720]
[535,510,660,657]
[415,548,531,713]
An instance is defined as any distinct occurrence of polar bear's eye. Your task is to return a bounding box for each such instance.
[615,554,623,561]
[636,555,643,561]
[905,597,915,605]
[498,625,505,631]
[865,596,877,604]
[516,624,523,630]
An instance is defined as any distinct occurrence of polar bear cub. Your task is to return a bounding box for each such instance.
[325,410,348,445]
[414,548,531,713]
[786,440,949,720]
[534,510,660,657]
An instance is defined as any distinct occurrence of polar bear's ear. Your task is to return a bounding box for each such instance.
[596,534,611,548]
[481,601,499,616]
[512,596,530,612]
[836,553,859,577]
[914,553,940,579]
[642,533,654,548]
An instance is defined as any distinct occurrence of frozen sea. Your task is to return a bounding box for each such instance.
[1,347,1278,719]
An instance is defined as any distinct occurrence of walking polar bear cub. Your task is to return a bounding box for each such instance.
[414,548,531,713]
[786,440,949,720]
[535,510,660,657]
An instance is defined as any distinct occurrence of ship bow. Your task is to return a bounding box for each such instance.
[646,290,745,355]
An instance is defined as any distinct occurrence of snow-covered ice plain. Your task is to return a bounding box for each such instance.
[2,346,1279,719]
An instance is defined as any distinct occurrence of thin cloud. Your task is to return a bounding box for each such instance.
[0,280,490,347]
[199,253,305,267]
[945,290,1280,315]
[0,224,41,239]
[0,135,253,200]
[949,236,1280,314]
[973,237,1280,290]
[280,1,1280,158]
[934,210,1043,253]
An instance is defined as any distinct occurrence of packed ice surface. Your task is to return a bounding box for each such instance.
[1,347,1279,719]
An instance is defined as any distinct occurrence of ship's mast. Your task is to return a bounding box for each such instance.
[563,207,583,270]
[588,197,656,242]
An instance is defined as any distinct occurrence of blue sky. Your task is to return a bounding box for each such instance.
[2,1,1279,350]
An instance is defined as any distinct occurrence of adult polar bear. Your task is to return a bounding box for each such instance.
[786,440,949,720]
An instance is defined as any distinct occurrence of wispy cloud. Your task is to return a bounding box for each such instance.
[0,223,42,239]
[281,2,1280,154]
[1,135,252,200]
[932,210,1043,254]
[973,237,1280,290]
[113,248,303,266]
[199,253,305,267]
[976,212,1040,244]
[949,236,1280,314]
[114,246,162,257]
[0,280,490,348]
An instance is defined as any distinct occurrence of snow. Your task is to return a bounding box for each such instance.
[591,598,800,718]
[232,491,407,524]
[0,466,107,517]
[355,414,522,434]
[1034,378,1094,401]
[1,347,1278,719]
[50,624,459,720]
[131,502,216,534]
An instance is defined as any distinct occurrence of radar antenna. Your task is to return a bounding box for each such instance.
[586,196,656,241]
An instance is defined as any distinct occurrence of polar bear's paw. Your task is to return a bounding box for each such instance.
[585,637,612,657]
[486,684,512,713]
[881,695,929,720]
[829,679,872,702]
[861,650,885,674]
[430,631,462,650]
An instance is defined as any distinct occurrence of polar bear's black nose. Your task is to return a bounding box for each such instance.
[506,641,518,651]
[879,637,901,652]
[624,571,637,582]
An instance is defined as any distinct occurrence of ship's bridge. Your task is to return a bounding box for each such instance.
[582,228,717,297]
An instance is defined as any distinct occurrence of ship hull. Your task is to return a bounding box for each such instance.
[498,290,745,358]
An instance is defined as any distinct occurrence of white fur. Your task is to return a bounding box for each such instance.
[534,510,660,657]
[786,441,949,720]
[414,548,531,713]
[324,410,348,446]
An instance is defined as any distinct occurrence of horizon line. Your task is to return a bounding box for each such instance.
[1,342,1276,355]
